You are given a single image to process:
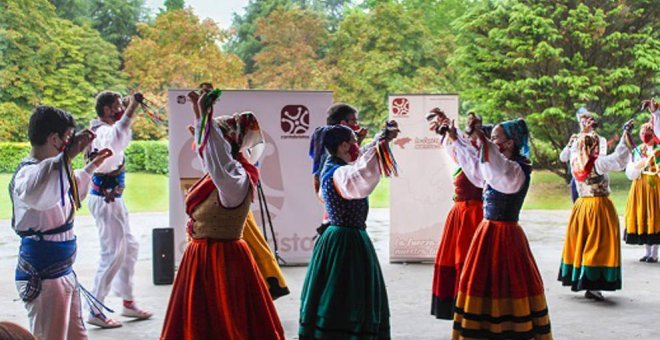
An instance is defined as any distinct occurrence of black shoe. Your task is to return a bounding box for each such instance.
[646,257,658,263]
[640,256,649,262]
[585,290,605,301]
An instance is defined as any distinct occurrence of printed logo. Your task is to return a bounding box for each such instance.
[176,95,187,104]
[391,98,410,117]
[281,105,310,139]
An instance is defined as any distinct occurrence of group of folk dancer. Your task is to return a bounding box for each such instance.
[8,81,659,340]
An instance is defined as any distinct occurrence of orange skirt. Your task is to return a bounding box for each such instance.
[431,200,483,319]
[161,239,284,340]
[453,220,551,339]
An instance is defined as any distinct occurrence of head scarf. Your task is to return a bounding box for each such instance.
[214,112,264,186]
[570,132,600,182]
[499,118,530,159]
[309,126,329,175]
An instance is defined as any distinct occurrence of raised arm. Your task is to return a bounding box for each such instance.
[478,139,526,194]
[448,134,484,187]
[194,119,250,208]
[594,137,632,175]
[332,146,381,200]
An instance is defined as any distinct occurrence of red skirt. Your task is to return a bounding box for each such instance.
[161,239,284,340]
[431,200,483,319]
[452,220,551,339]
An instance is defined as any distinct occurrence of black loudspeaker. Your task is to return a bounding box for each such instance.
[152,228,174,285]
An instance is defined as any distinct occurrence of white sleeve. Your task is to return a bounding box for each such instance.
[95,117,132,152]
[332,147,381,200]
[595,138,632,175]
[74,163,97,202]
[599,136,608,155]
[195,120,250,208]
[478,139,526,194]
[559,145,571,163]
[449,135,484,187]
[14,154,66,211]
[625,154,643,180]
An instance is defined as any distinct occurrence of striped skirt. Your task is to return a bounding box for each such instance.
[453,220,551,339]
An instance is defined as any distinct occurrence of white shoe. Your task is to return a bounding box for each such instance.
[87,313,123,329]
[121,304,153,320]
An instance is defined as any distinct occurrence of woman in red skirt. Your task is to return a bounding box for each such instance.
[429,111,491,320]
[445,118,551,339]
[161,89,284,340]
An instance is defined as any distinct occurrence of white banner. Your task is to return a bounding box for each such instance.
[388,94,460,262]
[168,90,332,264]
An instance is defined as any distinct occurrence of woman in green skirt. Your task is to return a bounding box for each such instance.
[299,123,397,339]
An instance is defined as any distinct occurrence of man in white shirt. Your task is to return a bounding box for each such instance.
[87,92,153,328]
[10,105,112,339]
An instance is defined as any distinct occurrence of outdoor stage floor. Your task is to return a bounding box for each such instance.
[1,209,659,339]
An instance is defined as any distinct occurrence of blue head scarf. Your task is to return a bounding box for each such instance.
[500,118,530,159]
[309,126,328,175]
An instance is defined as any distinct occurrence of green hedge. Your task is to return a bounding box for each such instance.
[0,141,168,174]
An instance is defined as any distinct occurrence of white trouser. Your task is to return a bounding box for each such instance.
[88,195,139,304]
[17,273,88,340]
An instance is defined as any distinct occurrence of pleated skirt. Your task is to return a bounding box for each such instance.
[453,220,552,339]
[161,238,284,340]
[431,200,483,320]
[559,196,622,291]
[624,175,660,245]
[299,225,390,339]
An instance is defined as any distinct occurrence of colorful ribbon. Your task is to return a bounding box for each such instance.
[61,153,81,210]
[375,139,398,177]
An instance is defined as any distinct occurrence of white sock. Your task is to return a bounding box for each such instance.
[646,245,653,257]
[651,245,659,259]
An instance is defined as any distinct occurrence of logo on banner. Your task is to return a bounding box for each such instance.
[281,105,311,139]
[176,95,187,104]
[391,98,410,117]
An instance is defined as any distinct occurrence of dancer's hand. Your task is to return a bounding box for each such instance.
[381,120,400,141]
[642,98,657,113]
[447,119,458,142]
[89,148,113,167]
[65,129,96,160]
[187,91,201,120]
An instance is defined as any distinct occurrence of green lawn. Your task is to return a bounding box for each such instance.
[0,170,631,220]
[0,172,169,220]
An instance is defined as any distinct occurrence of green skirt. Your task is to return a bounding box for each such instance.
[299,225,390,339]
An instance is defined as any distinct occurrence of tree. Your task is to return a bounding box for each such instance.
[0,103,30,142]
[227,0,294,75]
[452,0,660,177]
[50,0,92,25]
[90,0,148,53]
[327,2,457,129]
[164,0,184,12]
[123,9,247,139]
[0,0,125,130]
[251,7,331,89]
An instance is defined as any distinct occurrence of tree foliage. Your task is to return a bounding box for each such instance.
[452,0,660,176]
[251,7,331,89]
[90,0,148,53]
[327,2,458,129]
[123,8,247,139]
[0,0,125,133]
[164,0,185,12]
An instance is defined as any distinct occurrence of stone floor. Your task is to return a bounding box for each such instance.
[1,209,659,339]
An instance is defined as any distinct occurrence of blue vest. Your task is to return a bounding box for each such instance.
[483,160,531,222]
[321,158,369,229]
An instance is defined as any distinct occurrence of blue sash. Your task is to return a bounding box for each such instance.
[15,237,76,302]
[90,171,125,199]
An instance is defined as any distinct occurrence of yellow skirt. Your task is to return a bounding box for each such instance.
[624,175,660,245]
[243,211,290,299]
[559,196,621,291]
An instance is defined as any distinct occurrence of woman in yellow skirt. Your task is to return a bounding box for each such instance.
[559,116,634,301]
[624,123,660,262]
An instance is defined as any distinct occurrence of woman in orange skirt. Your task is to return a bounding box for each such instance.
[624,122,660,262]
[445,118,551,339]
[559,116,633,301]
[161,89,284,339]
[429,112,490,320]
